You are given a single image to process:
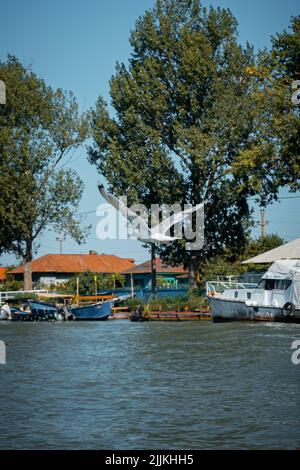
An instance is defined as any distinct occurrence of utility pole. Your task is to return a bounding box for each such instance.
[130,273,134,299]
[76,277,79,305]
[151,244,157,297]
[56,234,65,254]
[94,275,98,301]
[255,209,269,241]
[260,209,265,241]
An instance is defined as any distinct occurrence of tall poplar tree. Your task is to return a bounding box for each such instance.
[89,1,298,286]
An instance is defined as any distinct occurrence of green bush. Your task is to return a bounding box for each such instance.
[54,271,125,295]
[0,278,23,292]
[124,293,207,311]
[11,292,39,301]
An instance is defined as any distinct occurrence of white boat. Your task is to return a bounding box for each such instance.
[207,260,300,323]
[0,303,11,320]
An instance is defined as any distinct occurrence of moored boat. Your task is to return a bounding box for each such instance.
[27,300,59,320]
[10,307,32,321]
[0,303,11,320]
[208,260,300,323]
[70,300,113,320]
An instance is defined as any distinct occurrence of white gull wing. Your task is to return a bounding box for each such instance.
[98,184,151,238]
[149,233,177,242]
[153,200,206,237]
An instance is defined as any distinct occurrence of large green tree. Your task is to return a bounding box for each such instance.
[232,15,300,201]
[89,0,298,287]
[202,234,285,282]
[0,56,89,289]
[90,96,183,293]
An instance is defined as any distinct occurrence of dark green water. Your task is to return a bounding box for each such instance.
[0,321,299,449]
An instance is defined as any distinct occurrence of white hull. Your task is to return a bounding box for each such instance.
[209,296,300,323]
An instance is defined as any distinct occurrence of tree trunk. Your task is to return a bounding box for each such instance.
[188,254,198,290]
[23,241,33,291]
[151,243,157,296]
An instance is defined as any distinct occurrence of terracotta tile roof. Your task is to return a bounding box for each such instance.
[122,258,186,275]
[10,254,135,274]
[0,267,7,282]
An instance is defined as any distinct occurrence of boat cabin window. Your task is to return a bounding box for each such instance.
[258,279,292,290]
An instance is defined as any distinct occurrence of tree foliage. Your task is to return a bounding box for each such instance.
[232,15,300,201]
[88,1,299,284]
[202,234,285,281]
[57,270,125,295]
[0,56,90,277]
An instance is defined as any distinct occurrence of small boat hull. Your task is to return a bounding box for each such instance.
[0,310,9,321]
[27,300,57,320]
[70,301,112,321]
[209,296,300,323]
[10,308,32,321]
[0,304,12,320]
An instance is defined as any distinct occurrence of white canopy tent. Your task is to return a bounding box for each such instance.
[262,260,300,279]
[262,260,300,307]
[242,238,300,264]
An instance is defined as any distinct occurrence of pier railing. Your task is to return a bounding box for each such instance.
[206,281,257,296]
[0,289,48,303]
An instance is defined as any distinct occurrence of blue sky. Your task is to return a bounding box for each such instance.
[0,0,299,266]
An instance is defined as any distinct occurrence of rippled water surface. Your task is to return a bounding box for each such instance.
[0,321,299,449]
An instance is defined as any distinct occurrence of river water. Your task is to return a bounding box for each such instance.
[0,321,299,449]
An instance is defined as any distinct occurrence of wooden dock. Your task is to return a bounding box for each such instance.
[109,306,130,320]
[109,306,212,321]
[146,309,211,321]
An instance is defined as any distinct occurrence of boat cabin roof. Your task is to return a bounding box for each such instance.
[263,259,300,280]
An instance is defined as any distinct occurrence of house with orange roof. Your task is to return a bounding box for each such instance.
[122,257,187,290]
[0,267,7,285]
[10,253,135,287]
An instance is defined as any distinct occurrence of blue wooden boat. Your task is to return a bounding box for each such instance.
[27,300,57,320]
[10,307,32,321]
[70,300,113,321]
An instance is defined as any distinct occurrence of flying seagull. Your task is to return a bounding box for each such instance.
[98,184,205,244]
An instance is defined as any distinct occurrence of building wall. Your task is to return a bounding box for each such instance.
[11,272,74,286]
[124,273,150,289]
[124,273,185,289]
[100,287,189,300]
[36,273,72,286]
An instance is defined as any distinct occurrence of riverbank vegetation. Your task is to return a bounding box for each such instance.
[124,291,208,312]
[0,233,284,296]
[54,271,125,295]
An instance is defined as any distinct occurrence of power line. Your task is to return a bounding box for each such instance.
[248,195,300,201]
[75,195,300,217]
[36,247,148,255]
[268,220,300,225]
